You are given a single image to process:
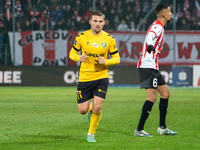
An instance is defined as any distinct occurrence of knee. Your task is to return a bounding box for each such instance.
[79,109,88,115]
[162,91,170,99]
[92,105,102,113]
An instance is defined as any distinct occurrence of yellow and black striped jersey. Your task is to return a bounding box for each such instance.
[69,29,120,82]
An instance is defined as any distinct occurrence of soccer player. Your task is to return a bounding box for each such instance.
[134,4,177,137]
[69,10,120,142]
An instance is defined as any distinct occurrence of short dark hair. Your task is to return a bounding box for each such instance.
[90,10,105,20]
[155,4,169,14]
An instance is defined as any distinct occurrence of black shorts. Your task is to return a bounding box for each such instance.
[138,68,166,89]
[76,78,109,103]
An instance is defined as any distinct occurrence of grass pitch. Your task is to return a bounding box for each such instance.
[0,86,200,150]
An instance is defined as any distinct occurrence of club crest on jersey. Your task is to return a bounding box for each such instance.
[93,43,98,48]
[101,43,107,48]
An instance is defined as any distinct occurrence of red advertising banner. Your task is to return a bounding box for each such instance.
[8,31,200,66]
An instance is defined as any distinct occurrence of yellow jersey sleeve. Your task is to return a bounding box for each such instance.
[105,37,120,65]
[69,33,83,61]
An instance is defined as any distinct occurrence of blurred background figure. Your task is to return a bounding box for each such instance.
[117,19,129,31]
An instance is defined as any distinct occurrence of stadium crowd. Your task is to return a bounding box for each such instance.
[0,0,200,34]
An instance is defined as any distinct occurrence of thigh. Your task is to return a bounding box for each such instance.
[93,78,109,99]
[92,95,105,113]
[77,81,95,104]
[157,84,170,99]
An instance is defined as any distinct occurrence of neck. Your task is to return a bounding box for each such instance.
[157,17,167,27]
[91,30,102,35]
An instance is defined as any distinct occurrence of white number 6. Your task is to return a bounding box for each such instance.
[153,78,157,87]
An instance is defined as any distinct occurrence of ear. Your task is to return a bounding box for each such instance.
[162,12,166,18]
[103,20,105,25]
[89,19,92,25]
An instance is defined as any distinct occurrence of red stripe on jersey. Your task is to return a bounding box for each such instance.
[144,43,148,58]
[158,33,164,52]
[154,31,162,51]
[21,31,33,65]
[150,31,157,37]
[137,54,142,68]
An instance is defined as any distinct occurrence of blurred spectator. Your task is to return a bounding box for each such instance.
[71,14,78,30]
[165,20,173,30]
[17,11,28,29]
[14,0,22,18]
[51,5,63,28]
[43,5,51,30]
[53,18,65,30]
[5,0,11,9]
[82,15,90,30]
[121,0,134,12]
[49,0,57,11]
[101,6,109,19]
[190,16,199,30]
[176,12,188,29]
[77,19,88,31]
[133,0,141,25]
[108,8,117,28]
[73,0,84,15]
[36,0,46,14]
[142,1,150,16]
[183,0,191,21]
[66,18,75,31]
[29,5,40,30]
[179,19,189,30]
[16,21,23,32]
[4,0,13,31]
[24,20,32,31]
[36,12,47,30]
[0,13,5,33]
[117,19,129,31]
[123,6,132,19]
[103,18,114,31]
[74,10,82,23]
[63,5,73,20]
[24,0,33,15]
[83,6,93,20]
[125,14,135,30]
[43,5,51,19]
[113,14,120,30]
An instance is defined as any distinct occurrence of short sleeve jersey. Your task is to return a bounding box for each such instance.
[73,29,118,82]
[137,20,165,70]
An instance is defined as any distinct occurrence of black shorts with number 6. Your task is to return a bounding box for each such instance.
[138,68,166,89]
[76,78,109,104]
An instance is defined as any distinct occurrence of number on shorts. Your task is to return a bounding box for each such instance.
[77,90,82,100]
[153,78,157,87]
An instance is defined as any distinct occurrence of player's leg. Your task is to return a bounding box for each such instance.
[77,81,94,115]
[157,84,170,129]
[87,78,109,142]
[87,96,104,142]
[134,68,158,137]
[78,100,92,115]
[134,88,156,137]
[157,74,177,135]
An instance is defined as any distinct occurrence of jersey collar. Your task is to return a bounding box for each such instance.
[155,20,164,28]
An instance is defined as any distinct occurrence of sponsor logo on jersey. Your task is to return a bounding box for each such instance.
[93,43,98,48]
